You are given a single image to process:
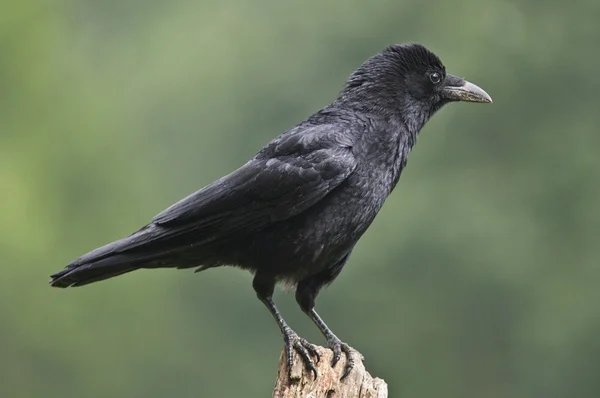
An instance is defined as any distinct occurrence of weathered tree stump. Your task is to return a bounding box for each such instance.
[272,346,387,398]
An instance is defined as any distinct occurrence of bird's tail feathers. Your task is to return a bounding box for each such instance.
[49,225,170,288]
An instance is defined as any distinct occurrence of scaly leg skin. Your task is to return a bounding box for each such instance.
[282,325,320,378]
[308,308,364,379]
[253,276,320,378]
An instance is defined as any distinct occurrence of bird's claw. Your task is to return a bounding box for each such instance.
[327,337,363,379]
[284,329,320,379]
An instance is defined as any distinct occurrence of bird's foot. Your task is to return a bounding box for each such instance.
[327,336,364,379]
[283,328,320,379]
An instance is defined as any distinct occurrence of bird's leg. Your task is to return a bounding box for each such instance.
[307,308,363,378]
[253,275,320,378]
[296,280,363,379]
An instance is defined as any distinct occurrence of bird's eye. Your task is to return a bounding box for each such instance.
[429,72,441,84]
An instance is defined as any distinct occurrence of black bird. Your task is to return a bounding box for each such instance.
[50,43,491,378]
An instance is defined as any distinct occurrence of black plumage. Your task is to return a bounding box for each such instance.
[50,43,491,378]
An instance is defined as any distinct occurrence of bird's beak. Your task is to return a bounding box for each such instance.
[441,74,492,103]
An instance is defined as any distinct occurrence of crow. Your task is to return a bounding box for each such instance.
[50,43,491,379]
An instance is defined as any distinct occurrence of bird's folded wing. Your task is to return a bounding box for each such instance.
[149,125,356,244]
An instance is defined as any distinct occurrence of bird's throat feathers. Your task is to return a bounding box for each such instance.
[390,116,418,190]
[400,100,435,137]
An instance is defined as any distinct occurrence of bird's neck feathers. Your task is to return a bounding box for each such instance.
[336,66,437,137]
[336,86,435,140]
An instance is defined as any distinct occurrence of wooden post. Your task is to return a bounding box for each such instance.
[272,346,388,398]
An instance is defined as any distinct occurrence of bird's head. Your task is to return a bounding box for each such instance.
[339,43,491,130]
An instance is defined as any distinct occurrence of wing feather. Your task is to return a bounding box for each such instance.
[151,125,356,242]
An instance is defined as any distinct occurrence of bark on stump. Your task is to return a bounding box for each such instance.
[273,346,388,398]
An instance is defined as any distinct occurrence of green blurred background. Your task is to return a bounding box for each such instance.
[3,0,600,397]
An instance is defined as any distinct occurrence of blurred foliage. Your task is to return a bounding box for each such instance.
[2,0,600,397]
